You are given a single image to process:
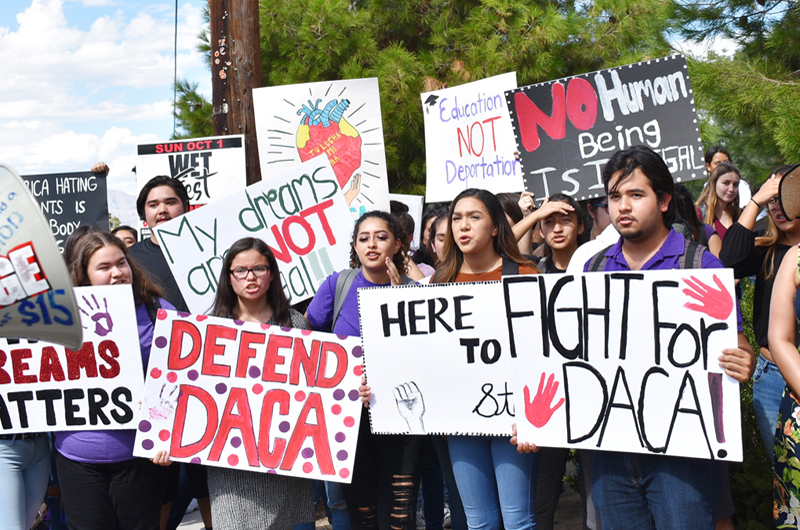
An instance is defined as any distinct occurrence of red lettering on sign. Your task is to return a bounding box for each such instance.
[208,387,259,467]
[258,389,290,468]
[168,320,202,370]
[280,392,334,475]
[202,325,236,377]
[39,346,65,382]
[171,385,218,458]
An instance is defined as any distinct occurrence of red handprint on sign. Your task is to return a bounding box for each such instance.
[524,372,565,428]
[681,274,733,321]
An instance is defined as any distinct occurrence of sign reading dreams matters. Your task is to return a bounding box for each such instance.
[133,311,363,483]
[359,269,742,461]
[507,55,705,201]
[0,285,143,433]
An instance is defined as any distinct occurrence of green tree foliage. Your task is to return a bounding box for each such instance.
[675,1,800,186]
[172,79,213,140]
[175,0,677,192]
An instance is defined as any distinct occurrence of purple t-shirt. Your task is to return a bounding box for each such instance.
[583,229,743,331]
[307,270,389,337]
[55,297,175,464]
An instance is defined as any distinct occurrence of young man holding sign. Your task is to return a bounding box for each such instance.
[584,146,754,529]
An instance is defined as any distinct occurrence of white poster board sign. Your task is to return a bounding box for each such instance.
[0,284,143,434]
[133,310,363,483]
[253,78,390,218]
[388,193,424,250]
[136,135,247,206]
[153,157,353,312]
[421,73,524,202]
[0,164,82,349]
[358,269,742,461]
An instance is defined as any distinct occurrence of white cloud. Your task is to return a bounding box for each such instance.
[0,0,211,197]
[672,35,739,60]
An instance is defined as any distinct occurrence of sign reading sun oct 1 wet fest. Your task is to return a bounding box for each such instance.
[359,269,742,461]
[253,78,390,218]
[0,285,143,433]
[153,157,353,313]
[507,55,705,200]
[421,73,524,202]
[136,135,246,206]
[133,311,363,483]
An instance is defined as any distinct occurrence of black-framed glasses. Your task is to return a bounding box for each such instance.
[229,266,270,280]
[767,197,780,209]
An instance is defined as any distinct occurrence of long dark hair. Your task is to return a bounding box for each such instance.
[433,189,535,283]
[348,211,408,274]
[672,184,705,243]
[210,238,291,326]
[69,231,163,304]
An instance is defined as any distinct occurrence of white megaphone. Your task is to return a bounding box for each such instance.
[0,165,82,349]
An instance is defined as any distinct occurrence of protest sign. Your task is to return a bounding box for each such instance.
[0,164,82,349]
[422,73,524,202]
[358,269,742,461]
[388,193,424,250]
[253,78,390,218]
[506,55,705,200]
[133,310,362,482]
[0,284,142,434]
[153,157,353,313]
[21,170,109,252]
[136,135,246,206]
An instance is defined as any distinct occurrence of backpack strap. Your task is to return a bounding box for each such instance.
[331,269,360,332]
[330,269,415,332]
[501,256,520,276]
[587,246,614,272]
[679,239,705,269]
[145,298,162,325]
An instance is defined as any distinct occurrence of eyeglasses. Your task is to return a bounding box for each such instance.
[229,266,270,280]
[767,197,781,210]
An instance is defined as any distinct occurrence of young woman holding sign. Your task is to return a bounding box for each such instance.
[431,189,540,530]
[307,211,422,530]
[58,231,175,530]
[206,237,315,530]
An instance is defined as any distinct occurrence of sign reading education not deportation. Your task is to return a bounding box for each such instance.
[133,310,363,483]
[0,285,143,434]
[358,269,742,461]
[422,73,524,202]
[507,55,705,201]
[153,157,353,313]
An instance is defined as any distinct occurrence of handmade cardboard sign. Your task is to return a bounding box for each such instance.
[0,164,82,349]
[506,55,705,201]
[133,310,363,483]
[0,284,142,434]
[253,78,390,218]
[421,73,524,202]
[21,170,109,252]
[358,269,742,461]
[153,157,353,312]
[136,135,246,206]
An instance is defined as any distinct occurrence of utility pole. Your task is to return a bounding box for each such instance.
[210,0,263,185]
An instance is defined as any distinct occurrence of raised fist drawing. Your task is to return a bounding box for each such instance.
[80,294,113,336]
[394,381,426,434]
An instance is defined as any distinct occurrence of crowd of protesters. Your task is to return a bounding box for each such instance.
[5,143,800,530]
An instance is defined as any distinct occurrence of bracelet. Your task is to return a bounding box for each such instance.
[750,197,761,208]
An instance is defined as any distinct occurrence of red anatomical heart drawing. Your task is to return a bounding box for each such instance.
[296,98,363,188]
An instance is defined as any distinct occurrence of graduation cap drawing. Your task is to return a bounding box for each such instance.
[424,94,439,114]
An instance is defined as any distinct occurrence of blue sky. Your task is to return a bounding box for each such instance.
[0,0,211,202]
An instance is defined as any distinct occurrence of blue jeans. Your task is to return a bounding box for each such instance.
[0,435,51,530]
[591,452,716,530]
[753,355,785,459]
[447,436,539,530]
[325,481,351,530]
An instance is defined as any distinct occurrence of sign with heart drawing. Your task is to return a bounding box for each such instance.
[253,78,390,219]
